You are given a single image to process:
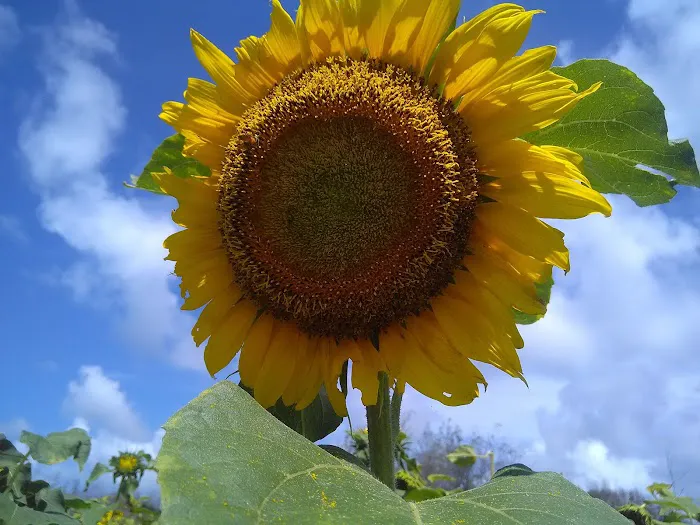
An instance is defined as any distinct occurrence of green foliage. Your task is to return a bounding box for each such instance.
[239,382,343,443]
[526,59,700,207]
[446,445,478,468]
[317,446,370,473]
[125,135,211,194]
[615,482,700,524]
[20,430,91,471]
[0,430,93,525]
[156,381,630,524]
[85,464,112,491]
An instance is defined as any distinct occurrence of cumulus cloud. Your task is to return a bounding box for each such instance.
[63,368,163,499]
[610,0,700,146]
[17,4,202,370]
[63,366,148,441]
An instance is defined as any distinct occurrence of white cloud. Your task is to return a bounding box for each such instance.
[63,366,147,441]
[609,0,700,146]
[0,5,20,58]
[17,4,203,370]
[556,39,575,66]
[567,440,654,490]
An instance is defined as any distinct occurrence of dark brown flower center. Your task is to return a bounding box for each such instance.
[218,57,479,339]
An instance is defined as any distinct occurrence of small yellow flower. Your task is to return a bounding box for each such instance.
[117,453,139,474]
[97,510,124,525]
[157,0,611,414]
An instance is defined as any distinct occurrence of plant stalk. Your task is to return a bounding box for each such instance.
[366,372,394,488]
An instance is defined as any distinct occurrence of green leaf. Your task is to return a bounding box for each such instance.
[156,382,629,524]
[647,482,674,498]
[426,473,455,484]
[317,446,370,473]
[84,463,112,491]
[20,429,91,471]
[514,275,554,325]
[525,59,700,206]
[126,134,211,194]
[0,435,24,470]
[0,435,30,498]
[63,498,91,511]
[645,495,700,517]
[404,487,447,502]
[74,502,118,525]
[0,493,78,525]
[239,382,343,442]
[446,445,478,468]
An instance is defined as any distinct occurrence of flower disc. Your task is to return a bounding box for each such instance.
[219,58,479,339]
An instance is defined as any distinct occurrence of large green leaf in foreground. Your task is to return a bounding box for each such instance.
[157,382,629,525]
[526,59,700,206]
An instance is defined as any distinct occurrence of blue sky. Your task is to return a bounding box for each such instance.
[2,0,700,496]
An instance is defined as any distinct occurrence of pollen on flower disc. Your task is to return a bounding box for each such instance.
[218,57,479,339]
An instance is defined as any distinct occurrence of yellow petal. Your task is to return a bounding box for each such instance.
[238,312,274,388]
[351,338,384,406]
[234,1,302,100]
[429,4,524,87]
[189,30,256,107]
[401,319,484,406]
[192,283,244,346]
[184,78,243,121]
[203,299,258,376]
[445,271,524,349]
[294,337,326,410]
[324,358,349,417]
[382,0,447,71]
[474,202,570,271]
[254,320,299,408]
[152,170,220,229]
[160,103,234,155]
[458,45,557,108]
[339,0,365,60]
[268,0,303,67]
[463,250,547,316]
[379,324,411,378]
[465,76,602,145]
[431,293,523,379]
[408,0,461,74]
[478,139,591,186]
[296,0,344,64]
[356,0,402,59]
[470,227,553,284]
[482,171,612,219]
[441,10,543,101]
[281,333,314,405]
[541,145,585,172]
[173,251,234,311]
[406,313,486,380]
[163,228,222,263]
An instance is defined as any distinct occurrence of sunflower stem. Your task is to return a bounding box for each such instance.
[366,372,394,489]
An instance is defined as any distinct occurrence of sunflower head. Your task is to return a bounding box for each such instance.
[114,452,140,475]
[157,0,612,414]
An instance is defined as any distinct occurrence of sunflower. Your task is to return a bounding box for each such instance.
[156,0,611,415]
[115,453,139,475]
